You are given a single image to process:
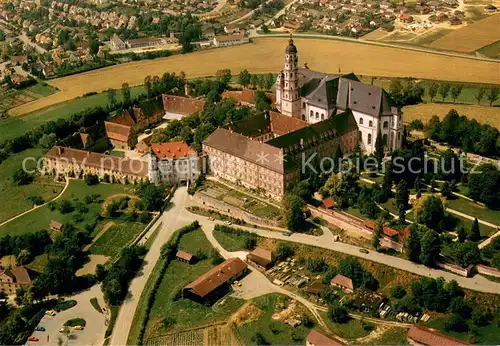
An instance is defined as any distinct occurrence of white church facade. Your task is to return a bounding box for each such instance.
[275,38,403,154]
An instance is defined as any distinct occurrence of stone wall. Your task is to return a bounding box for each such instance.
[477,264,500,278]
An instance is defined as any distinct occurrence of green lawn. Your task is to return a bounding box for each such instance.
[144,228,245,340]
[427,316,500,345]
[0,180,136,236]
[445,197,500,226]
[1,85,145,141]
[236,294,315,345]
[319,312,373,340]
[20,83,57,99]
[0,149,65,224]
[360,327,408,345]
[89,222,145,258]
[452,214,497,237]
[25,253,50,273]
[477,40,500,59]
[213,228,248,252]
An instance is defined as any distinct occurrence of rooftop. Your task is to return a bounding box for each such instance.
[408,325,469,346]
[150,141,197,160]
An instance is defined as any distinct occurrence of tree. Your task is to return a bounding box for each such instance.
[39,133,57,148]
[12,168,33,186]
[238,69,251,87]
[441,181,452,198]
[107,88,117,108]
[438,84,451,102]
[137,183,165,211]
[121,82,131,106]
[419,229,441,266]
[395,180,409,209]
[456,224,466,243]
[144,76,152,99]
[406,224,421,262]
[427,83,438,102]
[275,243,294,261]
[282,194,305,231]
[251,332,269,345]
[374,130,384,167]
[264,73,274,90]
[468,218,480,241]
[327,303,350,323]
[451,242,481,267]
[250,74,259,89]
[474,87,486,105]
[398,204,406,225]
[262,23,270,33]
[417,196,445,231]
[391,285,407,299]
[444,314,469,333]
[85,174,99,186]
[372,219,383,250]
[450,85,463,103]
[486,87,499,106]
[215,68,231,84]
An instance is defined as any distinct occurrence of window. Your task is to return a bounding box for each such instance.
[367,133,372,145]
[302,114,305,120]
[316,112,319,120]
[369,120,373,127]
[359,118,364,125]
[310,110,314,118]
[321,114,325,120]
[383,121,389,129]
[302,102,306,108]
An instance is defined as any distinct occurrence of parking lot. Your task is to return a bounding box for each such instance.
[28,285,107,346]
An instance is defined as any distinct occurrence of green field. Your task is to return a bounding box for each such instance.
[318,312,373,340]
[477,40,500,59]
[452,213,497,237]
[236,294,315,345]
[0,85,145,142]
[20,83,57,99]
[360,327,408,345]
[427,316,500,345]
[212,228,250,252]
[0,149,65,224]
[143,228,244,340]
[446,197,500,226]
[0,179,136,236]
[89,222,146,258]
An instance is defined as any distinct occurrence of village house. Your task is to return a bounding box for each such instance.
[49,220,63,231]
[221,89,276,107]
[0,266,34,295]
[246,247,274,270]
[162,94,206,120]
[213,33,249,47]
[147,141,200,186]
[183,257,247,303]
[306,329,346,346]
[330,274,354,293]
[176,250,194,264]
[407,325,469,346]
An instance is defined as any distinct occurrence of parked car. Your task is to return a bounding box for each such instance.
[45,310,56,316]
[28,336,39,342]
[209,217,215,221]
[73,325,84,331]
[359,248,369,254]
[34,326,45,332]
[59,327,68,333]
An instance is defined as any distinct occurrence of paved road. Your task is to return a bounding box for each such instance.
[17,33,47,54]
[110,186,191,346]
[29,285,107,346]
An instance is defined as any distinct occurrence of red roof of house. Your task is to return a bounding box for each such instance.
[364,220,377,230]
[322,196,335,209]
[162,95,205,116]
[247,247,273,267]
[222,89,276,106]
[150,141,197,159]
[408,325,469,346]
[331,274,354,290]
[184,257,247,298]
[383,226,399,237]
[104,121,132,143]
[269,111,307,135]
[307,329,345,346]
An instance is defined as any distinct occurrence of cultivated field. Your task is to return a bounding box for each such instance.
[402,103,500,128]
[10,37,500,116]
[428,14,500,52]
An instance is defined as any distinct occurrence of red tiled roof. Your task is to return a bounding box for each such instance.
[176,250,193,262]
[247,247,273,267]
[150,141,197,159]
[408,325,469,346]
[307,329,345,346]
[269,111,307,135]
[163,95,205,116]
[383,226,399,237]
[331,274,354,290]
[110,111,136,126]
[322,196,335,209]
[222,89,276,106]
[104,122,132,143]
[45,146,148,177]
[184,257,247,298]
[364,220,377,230]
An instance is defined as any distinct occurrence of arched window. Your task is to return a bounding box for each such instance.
[302,102,306,108]
[315,112,319,120]
[321,114,325,120]
[369,120,373,127]
[367,133,372,145]
[310,110,314,118]
[302,114,305,120]
[359,118,364,125]
[383,121,389,129]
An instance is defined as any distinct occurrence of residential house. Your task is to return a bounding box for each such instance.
[213,33,249,47]
[162,94,205,120]
[330,274,354,293]
[306,329,346,346]
[0,266,34,295]
[407,325,469,346]
[246,247,274,270]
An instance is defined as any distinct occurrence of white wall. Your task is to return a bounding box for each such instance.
[305,103,328,124]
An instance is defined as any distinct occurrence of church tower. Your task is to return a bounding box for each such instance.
[279,37,301,119]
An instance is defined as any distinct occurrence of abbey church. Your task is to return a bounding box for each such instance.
[203,38,404,199]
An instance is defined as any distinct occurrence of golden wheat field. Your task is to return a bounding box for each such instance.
[11,37,500,116]
[403,103,500,128]
[428,14,500,52]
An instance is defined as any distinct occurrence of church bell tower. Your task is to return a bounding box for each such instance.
[280,36,301,119]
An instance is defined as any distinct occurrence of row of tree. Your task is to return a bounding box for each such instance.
[426,82,499,106]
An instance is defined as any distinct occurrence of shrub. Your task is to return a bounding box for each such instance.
[391,285,407,299]
[275,243,294,261]
[59,200,74,214]
[85,174,99,186]
[211,248,224,265]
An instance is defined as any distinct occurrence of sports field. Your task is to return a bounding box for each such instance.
[10,37,500,116]
[428,14,500,52]
[402,103,500,128]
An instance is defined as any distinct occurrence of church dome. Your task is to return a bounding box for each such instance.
[285,37,297,54]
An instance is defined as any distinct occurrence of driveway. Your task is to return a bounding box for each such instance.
[29,285,107,346]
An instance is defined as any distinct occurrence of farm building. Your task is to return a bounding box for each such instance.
[162,94,206,120]
[246,247,274,270]
[49,220,63,231]
[183,257,248,304]
[0,266,34,295]
[330,274,354,293]
[304,281,327,295]
[306,329,345,346]
[176,250,194,264]
[407,325,469,345]
[213,33,249,47]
